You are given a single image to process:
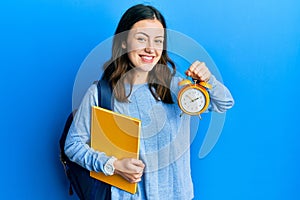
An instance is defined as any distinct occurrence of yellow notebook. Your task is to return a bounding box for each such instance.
[90,106,141,194]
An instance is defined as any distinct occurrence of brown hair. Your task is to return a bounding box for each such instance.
[102,4,176,104]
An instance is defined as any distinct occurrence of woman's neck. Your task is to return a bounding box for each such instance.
[134,72,148,84]
[124,70,149,85]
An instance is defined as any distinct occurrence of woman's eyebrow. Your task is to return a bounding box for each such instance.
[135,32,149,37]
[135,32,164,38]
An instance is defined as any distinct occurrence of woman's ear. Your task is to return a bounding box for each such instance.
[122,41,126,49]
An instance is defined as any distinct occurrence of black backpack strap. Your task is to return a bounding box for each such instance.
[97,78,113,110]
[65,79,113,199]
[59,109,77,166]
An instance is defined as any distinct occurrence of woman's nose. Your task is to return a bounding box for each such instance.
[145,47,155,53]
[145,41,154,53]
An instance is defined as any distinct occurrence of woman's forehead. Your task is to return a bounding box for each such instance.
[130,19,164,34]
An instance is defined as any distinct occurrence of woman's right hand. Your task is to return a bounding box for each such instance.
[113,158,145,183]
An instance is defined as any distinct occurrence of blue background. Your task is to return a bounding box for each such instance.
[1,0,299,199]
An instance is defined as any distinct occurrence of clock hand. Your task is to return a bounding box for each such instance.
[191,97,200,102]
[187,95,193,101]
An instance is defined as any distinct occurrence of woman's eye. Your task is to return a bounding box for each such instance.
[137,37,147,42]
[154,39,163,44]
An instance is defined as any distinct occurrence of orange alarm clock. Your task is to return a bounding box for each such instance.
[177,79,212,116]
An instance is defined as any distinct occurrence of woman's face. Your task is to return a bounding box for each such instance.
[124,19,164,73]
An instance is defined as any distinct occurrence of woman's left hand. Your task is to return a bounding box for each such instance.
[185,61,211,82]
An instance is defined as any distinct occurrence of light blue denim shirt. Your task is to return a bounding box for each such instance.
[64,75,234,200]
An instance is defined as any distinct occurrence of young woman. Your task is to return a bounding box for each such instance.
[65,4,234,200]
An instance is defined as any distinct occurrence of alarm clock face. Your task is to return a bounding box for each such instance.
[179,87,207,115]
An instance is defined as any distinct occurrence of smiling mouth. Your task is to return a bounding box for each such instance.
[140,55,154,63]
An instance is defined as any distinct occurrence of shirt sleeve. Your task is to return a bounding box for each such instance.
[206,75,234,113]
[64,84,110,172]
